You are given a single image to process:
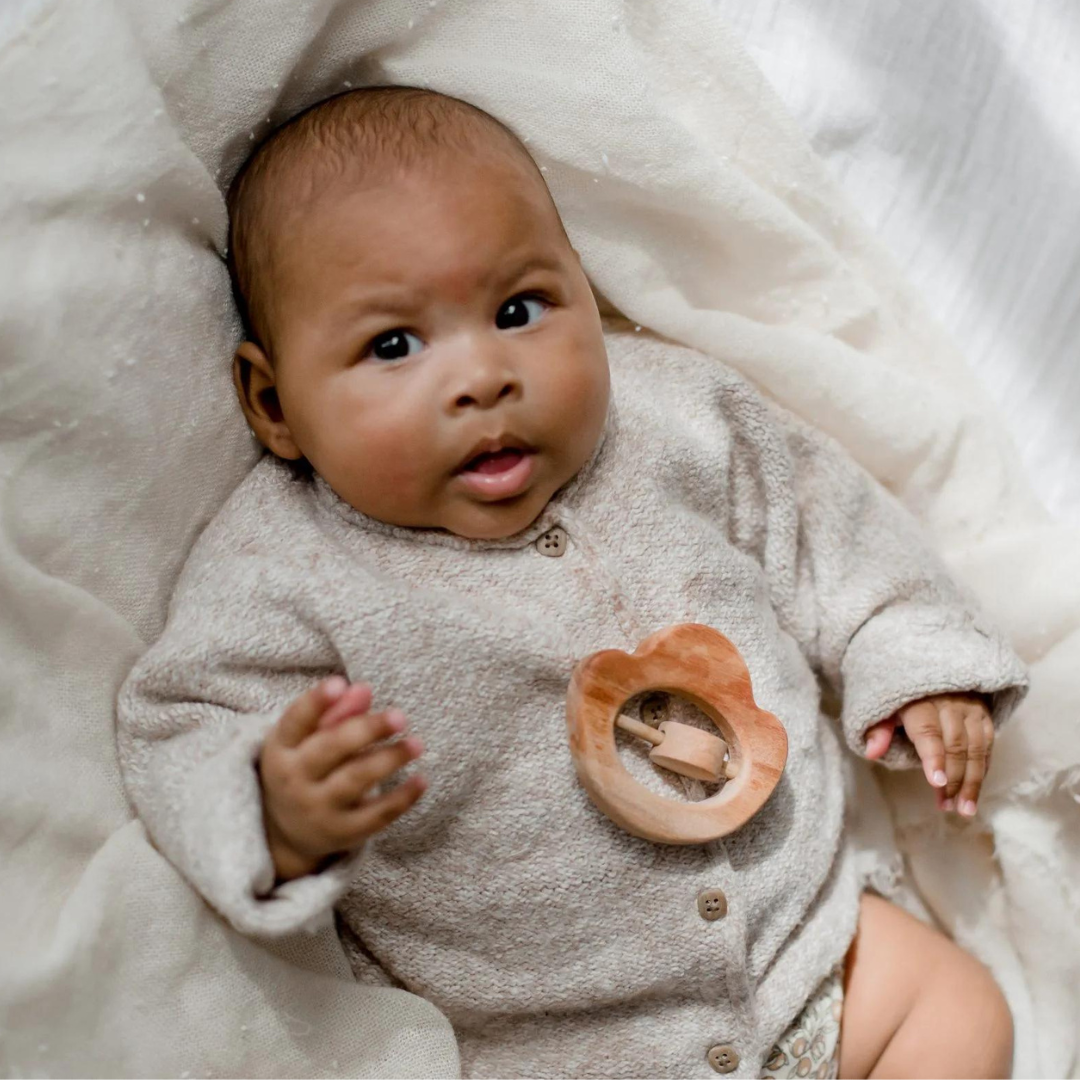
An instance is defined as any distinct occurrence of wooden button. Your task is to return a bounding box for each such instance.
[697,888,728,921]
[707,1043,739,1073]
[535,527,568,557]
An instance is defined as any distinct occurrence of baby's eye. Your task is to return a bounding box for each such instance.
[366,329,423,362]
[495,295,547,330]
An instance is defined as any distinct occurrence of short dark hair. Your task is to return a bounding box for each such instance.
[224,86,546,352]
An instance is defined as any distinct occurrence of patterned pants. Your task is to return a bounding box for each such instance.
[760,966,844,1079]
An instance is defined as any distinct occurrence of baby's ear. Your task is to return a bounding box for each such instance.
[231,340,303,460]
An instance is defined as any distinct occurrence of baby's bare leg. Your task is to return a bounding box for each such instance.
[839,892,1013,1079]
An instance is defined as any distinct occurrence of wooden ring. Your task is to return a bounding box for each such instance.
[566,623,788,843]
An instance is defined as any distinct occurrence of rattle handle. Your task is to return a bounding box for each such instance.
[615,714,664,746]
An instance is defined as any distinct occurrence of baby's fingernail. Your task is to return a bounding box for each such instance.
[387,709,406,731]
[960,800,977,817]
[325,676,347,697]
[932,770,948,787]
[941,797,955,812]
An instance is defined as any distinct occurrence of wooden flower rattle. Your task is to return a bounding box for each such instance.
[565,623,788,844]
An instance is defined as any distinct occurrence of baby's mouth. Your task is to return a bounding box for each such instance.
[461,448,528,474]
[454,444,538,501]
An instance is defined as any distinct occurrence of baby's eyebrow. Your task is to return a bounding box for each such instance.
[503,254,564,280]
[327,253,568,329]
[483,252,568,298]
[329,288,418,327]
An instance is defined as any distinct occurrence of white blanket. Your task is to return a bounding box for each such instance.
[715,0,1080,526]
[2,1,1077,1077]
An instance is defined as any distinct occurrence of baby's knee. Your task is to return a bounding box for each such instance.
[978,966,1014,1078]
[941,949,1014,1078]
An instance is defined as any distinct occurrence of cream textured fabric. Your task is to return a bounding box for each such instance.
[715,0,1080,526]
[116,328,1029,1078]
[3,0,1079,1077]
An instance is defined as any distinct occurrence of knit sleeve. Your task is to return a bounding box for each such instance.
[116,543,366,937]
[727,388,1029,770]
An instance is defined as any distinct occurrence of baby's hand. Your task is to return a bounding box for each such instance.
[258,676,426,882]
[863,692,993,818]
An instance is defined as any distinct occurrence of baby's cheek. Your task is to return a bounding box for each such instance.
[374,454,425,498]
[358,431,435,511]
[562,363,609,445]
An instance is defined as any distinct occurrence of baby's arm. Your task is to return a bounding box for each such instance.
[116,547,404,937]
[727,386,1028,798]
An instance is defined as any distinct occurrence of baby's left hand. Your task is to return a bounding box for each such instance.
[864,692,994,817]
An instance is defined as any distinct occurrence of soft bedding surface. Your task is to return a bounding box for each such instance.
[2,1,1077,1077]
[716,0,1080,524]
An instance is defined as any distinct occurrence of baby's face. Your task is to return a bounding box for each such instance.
[255,151,610,540]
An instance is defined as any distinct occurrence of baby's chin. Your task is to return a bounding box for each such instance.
[330,452,572,539]
[440,490,551,540]
[328,476,550,539]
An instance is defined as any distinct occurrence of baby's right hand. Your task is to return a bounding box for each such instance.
[258,676,425,882]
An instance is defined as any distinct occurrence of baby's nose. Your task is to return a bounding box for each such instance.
[453,376,519,410]
[448,348,522,411]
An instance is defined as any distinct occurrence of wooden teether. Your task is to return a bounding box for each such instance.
[566,623,788,844]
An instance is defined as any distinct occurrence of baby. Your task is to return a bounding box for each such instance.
[118,87,1028,1079]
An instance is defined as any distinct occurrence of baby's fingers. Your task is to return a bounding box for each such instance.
[896,702,948,791]
[317,682,374,730]
[302,709,407,780]
[274,676,348,748]
[324,737,424,806]
[938,704,971,801]
[864,717,897,760]
[956,710,994,817]
[336,774,427,845]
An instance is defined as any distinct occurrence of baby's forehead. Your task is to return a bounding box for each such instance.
[284,132,528,213]
[228,88,553,340]
[265,138,555,278]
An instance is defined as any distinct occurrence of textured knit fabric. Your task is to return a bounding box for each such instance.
[117,324,1029,1079]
